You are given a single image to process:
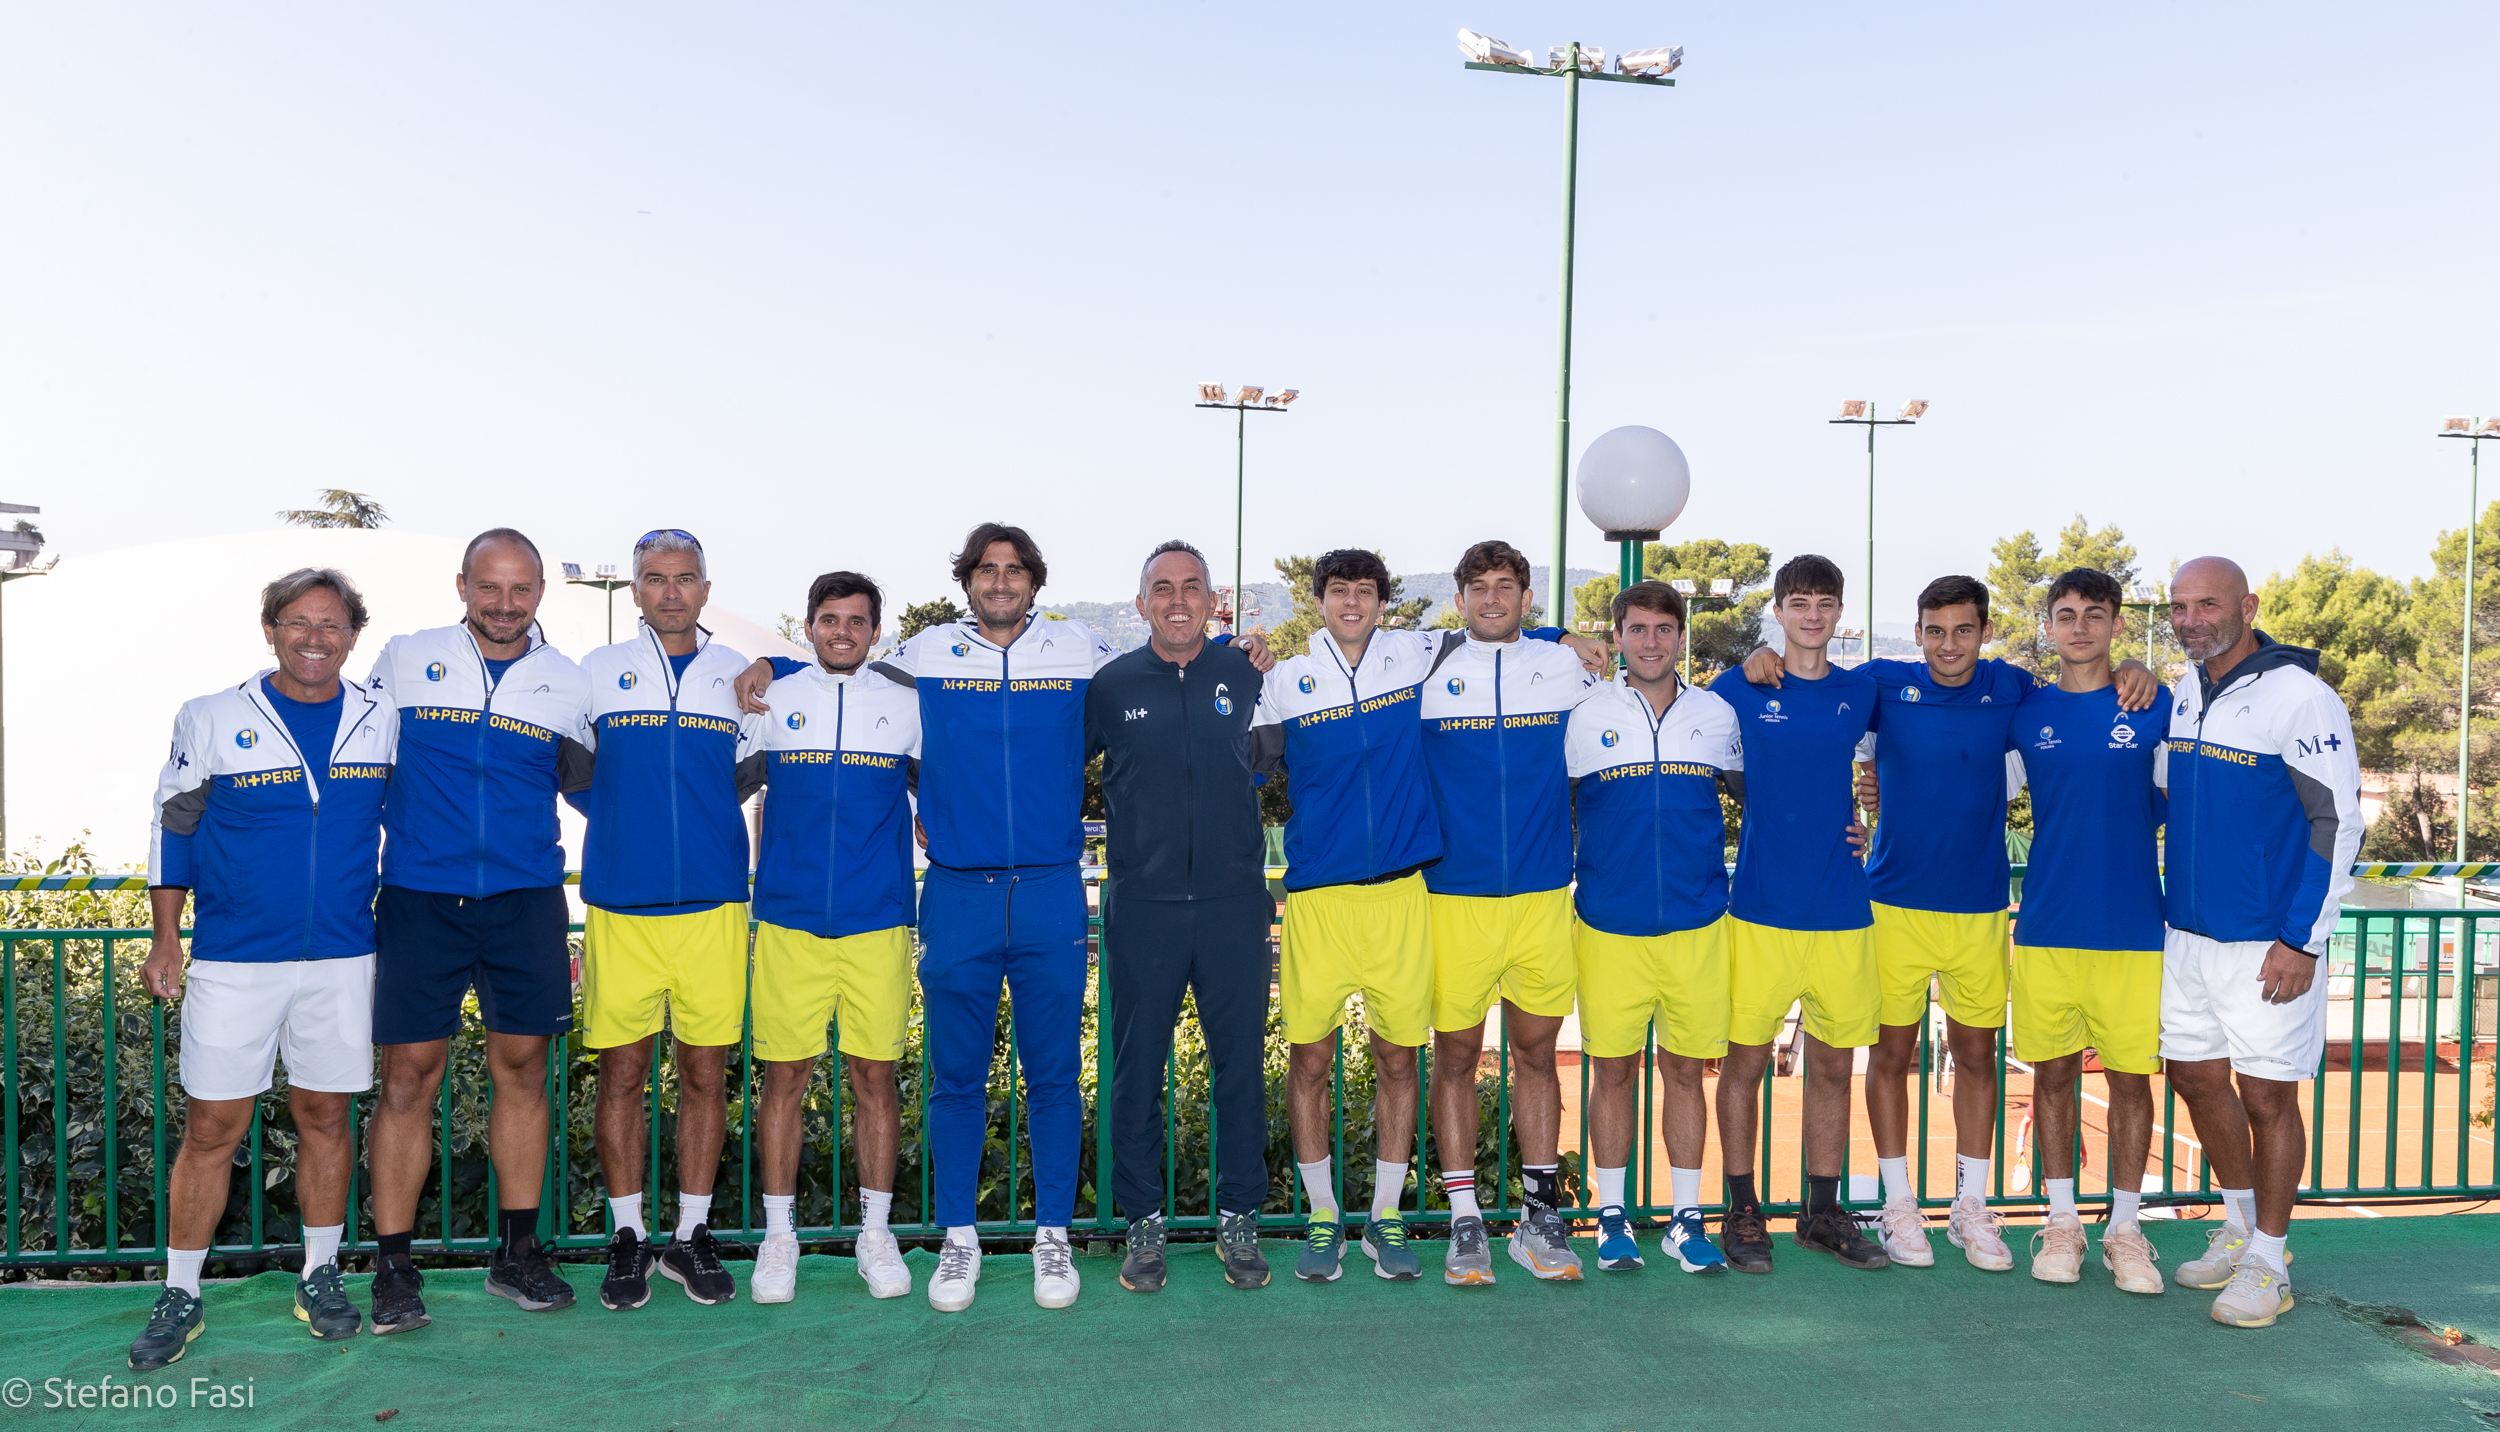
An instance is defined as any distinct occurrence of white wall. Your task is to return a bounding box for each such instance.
[5,528,808,870]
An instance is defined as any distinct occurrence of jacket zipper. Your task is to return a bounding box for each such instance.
[655,628,684,905]
[1342,638,1377,878]
[1492,647,1510,895]
[469,629,497,898]
[998,631,1015,868]
[827,680,846,925]
[1178,663,1194,897]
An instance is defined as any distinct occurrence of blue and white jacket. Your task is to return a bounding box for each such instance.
[736,663,921,940]
[365,622,591,899]
[2160,633,2362,954]
[1417,632,1602,897]
[871,615,1117,871]
[148,673,398,963]
[1252,628,1447,892]
[1566,676,1742,937]
[578,624,752,913]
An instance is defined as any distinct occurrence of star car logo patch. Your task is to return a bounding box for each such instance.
[1447,677,1465,695]
[425,662,447,682]
[1298,675,1315,694]
[2110,722,2136,746]
[234,728,258,749]
[786,712,806,730]
[1601,729,1619,748]
[618,672,637,690]
[1902,686,1921,703]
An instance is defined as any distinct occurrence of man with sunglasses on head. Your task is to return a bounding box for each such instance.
[577,528,754,1311]
[359,529,593,1334]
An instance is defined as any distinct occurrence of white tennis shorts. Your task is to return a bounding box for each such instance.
[2158,927,2327,1081]
[178,956,376,1101]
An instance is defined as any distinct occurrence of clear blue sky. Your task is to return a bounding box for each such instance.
[6,2,2496,633]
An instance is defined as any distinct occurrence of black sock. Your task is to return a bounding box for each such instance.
[1726,1173,1759,1211]
[1806,1175,1841,1216]
[499,1206,539,1254]
[1522,1166,1559,1208]
[376,1231,414,1265]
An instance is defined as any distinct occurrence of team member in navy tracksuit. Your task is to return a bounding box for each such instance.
[133,568,396,1370]
[1086,540,1275,1295]
[360,529,592,1334]
[2156,557,2360,1329]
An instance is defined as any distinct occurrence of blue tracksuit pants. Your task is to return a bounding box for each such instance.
[918,862,1089,1228]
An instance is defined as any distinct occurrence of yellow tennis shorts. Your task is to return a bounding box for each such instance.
[581,902,751,1049]
[1573,915,1731,1060]
[1428,887,1577,1032]
[751,922,914,1063]
[1873,903,2010,1029]
[1728,917,1879,1049]
[1280,873,1431,1047]
[2011,944,2163,1074]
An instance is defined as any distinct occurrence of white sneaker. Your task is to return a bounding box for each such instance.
[1946,1198,2014,1272]
[929,1237,981,1313]
[2100,1222,2164,1295]
[2028,1213,2086,1284]
[854,1226,911,1300]
[750,1231,799,1304]
[1878,1198,1935,1268]
[1032,1227,1081,1309]
[2176,1224,2248,1290]
[2209,1258,2293,1328]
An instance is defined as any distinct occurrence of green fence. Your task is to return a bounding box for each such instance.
[3,881,2494,1272]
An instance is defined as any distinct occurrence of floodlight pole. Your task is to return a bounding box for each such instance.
[2446,428,2484,860]
[566,571,634,646]
[1829,410,1921,661]
[1463,46,1673,632]
[1196,399,1291,634]
[0,564,51,853]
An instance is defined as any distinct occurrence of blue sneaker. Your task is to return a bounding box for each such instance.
[1663,1208,1728,1274]
[1596,1207,1643,1270]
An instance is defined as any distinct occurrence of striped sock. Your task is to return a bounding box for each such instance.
[1440,1169,1480,1220]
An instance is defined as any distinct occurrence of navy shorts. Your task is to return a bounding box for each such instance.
[374,884,574,1044]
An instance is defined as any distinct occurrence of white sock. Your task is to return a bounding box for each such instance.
[1372,1161,1408,1219]
[2246,1228,2287,1273]
[1297,1159,1337,1220]
[676,1191,712,1240]
[2111,1188,2142,1227]
[1669,1166,1703,1215]
[1037,1224,1069,1246]
[945,1224,978,1249]
[762,1194,795,1236]
[302,1223,343,1273]
[2045,1178,2077,1221]
[609,1193,647,1239]
[1441,1169,1480,1220]
[166,1248,207,1295]
[2220,1186,2255,1233]
[1593,1164,1628,1210]
[1879,1155,1914,1206]
[1955,1154,1991,1206]
[861,1188,892,1232]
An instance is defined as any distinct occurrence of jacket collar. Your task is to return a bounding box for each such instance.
[2197,628,2320,702]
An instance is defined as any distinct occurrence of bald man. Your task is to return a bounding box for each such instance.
[2155,556,2360,1329]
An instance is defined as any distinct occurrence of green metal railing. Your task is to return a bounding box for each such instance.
[4,872,2494,1269]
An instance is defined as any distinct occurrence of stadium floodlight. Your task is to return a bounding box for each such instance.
[1710,577,1735,596]
[1271,389,1300,407]
[1235,385,1264,406]
[2441,411,2499,859]
[2128,583,2160,602]
[1457,28,1533,67]
[1669,578,1697,595]
[1198,382,1228,404]
[562,562,584,580]
[565,559,636,644]
[1616,45,1682,76]
[1548,44,1605,72]
[2443,416,2475,435]
[1898,399,1930,420]
[2482,418,2500,437]
[1838,400,1870,420]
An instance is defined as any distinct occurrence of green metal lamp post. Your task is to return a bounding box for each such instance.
[1460,31,1679,617]
[2440,416,2500,859]
[2118,583,2168,671]
[1195,384,1299,634]
[1576,425,1692,674]
[1828,400,1929,661]
[562,561,633,646]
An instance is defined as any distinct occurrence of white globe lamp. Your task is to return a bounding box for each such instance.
[1574,424,1691,542]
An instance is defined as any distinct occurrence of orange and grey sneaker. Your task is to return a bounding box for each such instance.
[2099,1223,2164,1295]
[1947,1198,2014,1272]
[1505,1201,1584,1281]
[2175,1224,2250,1290]
[2209,1259,2293,1327]
[2028,1213,2087,1284]
[1878,1198,1935,1268]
